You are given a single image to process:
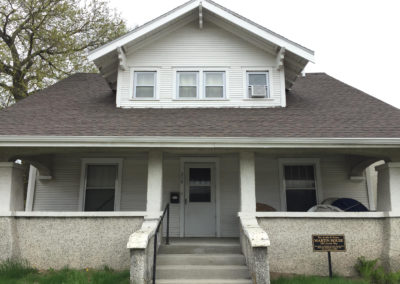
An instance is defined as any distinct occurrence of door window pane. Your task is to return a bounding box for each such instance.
[85,165,117,211]
[284,165,317,212]
[189,168,211,202]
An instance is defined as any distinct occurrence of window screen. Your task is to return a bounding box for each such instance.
[178,72,198,98]
[134,71,156,98]
[284,165,317,212]
[84,165,117,211]
[247,72,268,97]
[204,72,224,98]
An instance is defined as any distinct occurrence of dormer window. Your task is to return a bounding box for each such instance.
[247,71,269,98]
[204,72,225,99]
[134,71,156,98]
[177,71,199,99]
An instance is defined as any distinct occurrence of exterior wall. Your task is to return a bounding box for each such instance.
[33,154,147,211]
[256,155,370,211]
[32,153,370,238]
[117,20,284,108]
[0,215,143,269]
[258,215,400,276]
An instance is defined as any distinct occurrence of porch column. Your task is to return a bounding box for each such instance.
[376,162,400,213]
[145,151,163,215]
[0,162,25,211]
[239,151,256,213]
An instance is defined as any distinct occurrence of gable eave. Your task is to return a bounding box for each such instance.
[88,0,314,63]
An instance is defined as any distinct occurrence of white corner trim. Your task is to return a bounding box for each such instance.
[240,215,270,247]
[1,136,400,148]
[25,165,37,211]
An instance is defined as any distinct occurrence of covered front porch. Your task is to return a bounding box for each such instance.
[1,143,400,282]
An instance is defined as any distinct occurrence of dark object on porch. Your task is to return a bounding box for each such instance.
[256,203,276,212]
[330,198,368,212]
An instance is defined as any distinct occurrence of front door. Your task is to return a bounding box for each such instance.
[184,163,216,237]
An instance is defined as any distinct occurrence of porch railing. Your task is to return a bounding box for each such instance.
[152,203,170,284]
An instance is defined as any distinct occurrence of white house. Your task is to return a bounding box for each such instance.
[1,0,400,283]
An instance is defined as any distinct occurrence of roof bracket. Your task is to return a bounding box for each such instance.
[199,2,203,29]
[276,47,285,70]
[117,46,128,71]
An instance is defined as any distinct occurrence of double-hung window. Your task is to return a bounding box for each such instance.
[283,165,318,212]
[177,71,198,99]
[134,71,156,98]
[247,71,269,98]
[81,159,122,211]
[204,72,225,99]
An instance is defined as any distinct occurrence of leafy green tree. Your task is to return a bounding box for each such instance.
[0,0,127,107]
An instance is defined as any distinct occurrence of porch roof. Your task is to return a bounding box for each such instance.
[0,72,399,139]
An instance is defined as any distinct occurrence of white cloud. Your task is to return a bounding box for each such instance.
[109,0,400,108]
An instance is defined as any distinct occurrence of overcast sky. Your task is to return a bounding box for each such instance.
[109,0,400,109]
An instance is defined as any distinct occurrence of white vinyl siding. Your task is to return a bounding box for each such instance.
[117,21,284,108]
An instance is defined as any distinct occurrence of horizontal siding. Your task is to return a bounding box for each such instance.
[219,154,240,237]
[33,156,81,211]
[120,155,147,211]
[320,156,369,208]
[117,20,284,108]
[255,155,370,211]
[162,157,181,237]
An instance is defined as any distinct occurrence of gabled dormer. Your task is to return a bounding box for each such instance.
[88,0,314,108]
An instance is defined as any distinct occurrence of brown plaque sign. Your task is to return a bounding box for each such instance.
[312,235,346,252]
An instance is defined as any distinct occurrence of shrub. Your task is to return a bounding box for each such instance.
[355,256,400,284]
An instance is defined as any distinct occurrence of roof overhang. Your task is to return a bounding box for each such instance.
[88,0,314,89]
[1,136,400,149]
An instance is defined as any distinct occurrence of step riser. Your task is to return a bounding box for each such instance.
[158,245,241,254]
[157,255,246,265]
[156,267,250,279]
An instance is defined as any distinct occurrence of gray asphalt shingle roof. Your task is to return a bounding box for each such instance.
[0,72,399,138]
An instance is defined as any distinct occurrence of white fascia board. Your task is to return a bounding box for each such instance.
[201,1,314,62]
[1,136,400,148]
[87,0,200,62]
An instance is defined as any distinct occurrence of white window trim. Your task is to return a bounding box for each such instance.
[242,67,273,99]
[173,68,229,100]
[129,68,160,100]
[203,71,226,100]
[78,158,123,211]
[176,71,199,100]
[278,158,322,211]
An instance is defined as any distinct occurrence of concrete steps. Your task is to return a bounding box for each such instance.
[156,238,251,283]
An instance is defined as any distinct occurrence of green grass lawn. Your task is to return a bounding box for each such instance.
[272,275,368,284]
[0,260,368,284]
[0,260,129,284]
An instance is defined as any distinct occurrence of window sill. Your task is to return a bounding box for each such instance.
[129,99,160,101]
[242,98,275,101]
[172,99,229,101]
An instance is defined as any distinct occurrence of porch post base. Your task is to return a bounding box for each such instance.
[239,214,270,284]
